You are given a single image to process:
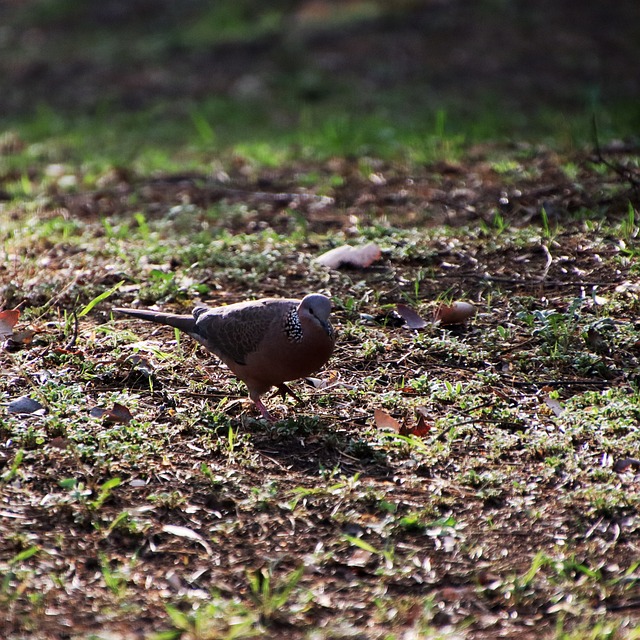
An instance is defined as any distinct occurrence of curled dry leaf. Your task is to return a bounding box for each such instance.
[1,309,37,349]
[396,304,428,329]
[162,524,213,555]
[90,402,133,424]
[0,309,20,339]
[374,408,433,438]
[407,413,433,437]
[304,370,340,389]
[314,242,381,269]
[434,301,477,325]
[374,408,402,432]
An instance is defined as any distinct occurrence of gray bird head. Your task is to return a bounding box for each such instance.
[298,294,333,335]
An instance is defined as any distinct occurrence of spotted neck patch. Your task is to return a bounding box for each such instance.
[283,307,304,343]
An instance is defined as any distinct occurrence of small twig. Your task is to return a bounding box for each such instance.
[510,379,616,388]
[539,243,553,280]
[499,337,537,355]
[583,516,604,540]
[145,176,336,206]
[606,601,640,613]
[432,271,622,288]
[32,273,82,323]
[591,115,640,188]
[64,310,79,349]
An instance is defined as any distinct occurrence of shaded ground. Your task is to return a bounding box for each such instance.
[1,0,639,120]
[2,142,640,638]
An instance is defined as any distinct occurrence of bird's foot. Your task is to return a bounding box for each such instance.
[275,383,303,405]
[253,397,276,423]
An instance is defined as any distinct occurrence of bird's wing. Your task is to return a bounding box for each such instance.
[193,301,293,365]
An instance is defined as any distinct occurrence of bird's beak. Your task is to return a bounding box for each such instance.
[320,320,332,336]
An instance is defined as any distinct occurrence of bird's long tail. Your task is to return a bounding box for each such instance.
[112,308,197,334]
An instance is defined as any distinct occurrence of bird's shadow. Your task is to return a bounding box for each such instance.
[235,414,393,477]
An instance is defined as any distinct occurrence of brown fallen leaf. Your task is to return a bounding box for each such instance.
[314,242,381,269]
[1,309,37,350]
[374,408,433,438]
[52,347,85,356]
[0,309,20,339]
[434,301,477,325]
[396,303,428,329]
[90,402,134,424]
[374,408,402,431]
[6,329,36,348]
[404,412,433,437]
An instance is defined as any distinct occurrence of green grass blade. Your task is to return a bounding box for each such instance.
[78,280,125,317]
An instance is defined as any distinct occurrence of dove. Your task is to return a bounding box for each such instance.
[113,294,335,421]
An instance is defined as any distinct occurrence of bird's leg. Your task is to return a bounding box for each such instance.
[250,392,275,422]
[276,383,304,405]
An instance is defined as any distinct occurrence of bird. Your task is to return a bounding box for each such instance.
[112,294,336,421]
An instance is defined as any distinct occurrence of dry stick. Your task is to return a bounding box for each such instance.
[539,243,553,280]
[64,311,79,350]
[498,337,537,355]
[433,272,621,288]
[31,273,82,323]
[144,176,336,206]
[510,379,615,388]
[426,399,500,443]
[591,115,640,188]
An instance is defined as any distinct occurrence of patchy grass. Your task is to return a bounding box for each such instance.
[2,1,640,638]
[2,132,640,639]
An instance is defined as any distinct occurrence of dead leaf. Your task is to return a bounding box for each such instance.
[374,408,432,438]
[396,304,428,329]
[374,408,402,432]
[615,282,640,294]
[8,396,45,415]
[434,301,477,325]
[6,329,36,348]
[52,347,84,356]
[613,458,640,473]
[0,309,20,339]
[304,370,339,389]
[346,548,373,567]
[402,413,433,437]
[90,402,133,424]
[162,524,212,555]
[314,242,381,269]
[543,395,564,417]
[1,309,37,350]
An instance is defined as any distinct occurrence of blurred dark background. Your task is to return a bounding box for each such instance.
[1,0,638,140]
